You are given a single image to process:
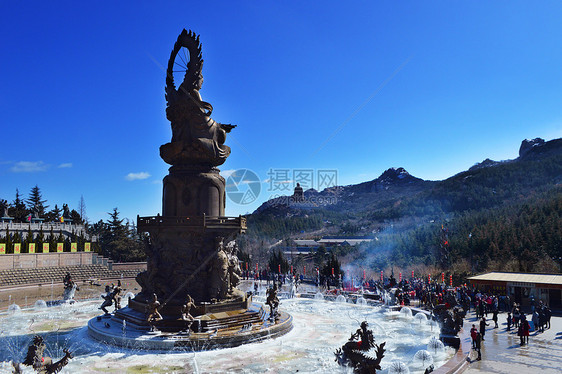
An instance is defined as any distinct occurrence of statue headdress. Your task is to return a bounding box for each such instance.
[165,29,203,100]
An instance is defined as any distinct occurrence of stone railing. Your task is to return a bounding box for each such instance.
[0,222,97,241]
[137,215,247,232]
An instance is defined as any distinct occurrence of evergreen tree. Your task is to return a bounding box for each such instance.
[70,209,83,225]
[268,249,289,273]
[100,208,145,262]
[26,185,49,216]
[10,189,28,222]
[45,204,62,222]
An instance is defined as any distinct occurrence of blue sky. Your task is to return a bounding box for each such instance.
[1,1,561,223]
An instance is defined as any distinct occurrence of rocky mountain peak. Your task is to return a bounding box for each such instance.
[519,138,545,157]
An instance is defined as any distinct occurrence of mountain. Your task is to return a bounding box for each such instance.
[240,137,562,275]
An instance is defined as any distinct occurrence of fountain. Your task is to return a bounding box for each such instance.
[87,29,292,350]
[1,288,455,373]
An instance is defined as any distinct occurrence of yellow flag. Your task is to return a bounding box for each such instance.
[14,243,21,254]
[84,242,91,252]
[29,243,35,253]
[57,243,64,252]
[71,243,77,252]
[0,243,5,254]
[43,243,49,253]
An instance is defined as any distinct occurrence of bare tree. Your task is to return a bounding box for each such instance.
[78,195,88,224]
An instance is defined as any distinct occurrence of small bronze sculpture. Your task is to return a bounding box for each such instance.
[62,272,79,301]
[335,321,386,374]
[146,293,163,331]
[20,335,73,374]
[113,280,122,309]
[181,294,195,332]
[266,283,280,321]
[99,286,114,315]
[0,199,9,218]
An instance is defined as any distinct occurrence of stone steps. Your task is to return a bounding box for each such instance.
[0,265,140,288]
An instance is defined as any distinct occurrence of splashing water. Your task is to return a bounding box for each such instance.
[389,361,410,374]
[413,349,433,368]
[7,304,21,314]
[399,307,413,319]
[335,294,346,303]
[414,312,427,324]
[427,336,445,355]
[356,296,367,306]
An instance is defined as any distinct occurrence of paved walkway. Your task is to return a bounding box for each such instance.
[461,310,562,373]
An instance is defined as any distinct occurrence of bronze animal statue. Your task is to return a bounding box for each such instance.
[335,321,386,374]
[20,336,73,373]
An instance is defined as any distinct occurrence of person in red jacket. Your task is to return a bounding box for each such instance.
[470,324,478,348]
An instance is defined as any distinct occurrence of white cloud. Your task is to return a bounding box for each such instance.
[11,161,49,173]
[58,163,73,168]
[221,169,236,178]
[125,172,151,181]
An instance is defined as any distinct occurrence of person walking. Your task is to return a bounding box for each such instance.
[492,309,498,328]
[545,306,552,329]
[480,317,489,341]
[521,315,530,345]
[474,331,482,361]
[513,304,520,329]
[470,324,478,349]
[506,312,512,331]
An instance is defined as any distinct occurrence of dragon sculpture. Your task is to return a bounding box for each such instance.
[18,335,73,374]
[335,321,386,374]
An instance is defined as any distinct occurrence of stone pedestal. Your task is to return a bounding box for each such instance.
[162,165,225,217]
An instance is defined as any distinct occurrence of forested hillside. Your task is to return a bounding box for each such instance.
[241,138,562,275]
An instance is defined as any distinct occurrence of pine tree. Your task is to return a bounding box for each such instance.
[10,189,28,222]
[26,185,49,216]
[46,204,62,222]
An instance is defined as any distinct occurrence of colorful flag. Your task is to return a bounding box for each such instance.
[14,243,21,254]
[60,216,64,223]
[71,243,78,252]
[57,243,64,252]
[27,214,32,222]
[29,243,35,253]
[42,243,49,253]
[84,242,90,252]
[0,243,5,254]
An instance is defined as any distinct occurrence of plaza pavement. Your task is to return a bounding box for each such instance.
[460,310,562,373]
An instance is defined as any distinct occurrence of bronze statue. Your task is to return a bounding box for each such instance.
[0,199,9,217]
[181,294,195,332]
[146,293,163,331]
[113,280,122,309]
[21,335,73,374]
[335,321,386,374]
[62,272,79,301]
[209,237,229,301]
[100,286,114,315]
[62,204,71,220]
[266,283,280,321]
[226,241,242,294]
[162,29,236,167]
